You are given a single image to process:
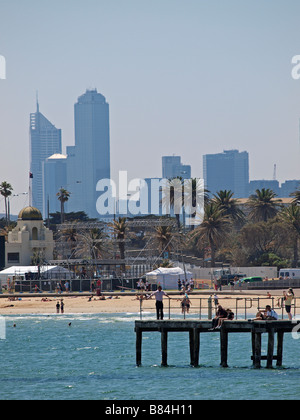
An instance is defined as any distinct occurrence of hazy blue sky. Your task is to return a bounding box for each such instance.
[0,0,300,215]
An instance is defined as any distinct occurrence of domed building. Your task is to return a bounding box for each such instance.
[5,206,54,267]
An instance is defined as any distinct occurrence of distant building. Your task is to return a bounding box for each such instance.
[203,150,249,198]
[66,89,110,218]
[162,156,191,180]
[249,180,280,196]
[30,100,62,216]
[5,206,54,267]
[280,180,300,197]
[42,154,67,217]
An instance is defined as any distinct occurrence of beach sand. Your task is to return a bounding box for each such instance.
[0,289,299,317]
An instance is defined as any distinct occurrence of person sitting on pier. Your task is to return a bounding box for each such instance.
[254,306,278,320]
[215,308,235,329]
[210,305,228,330]
[264,305,278,320]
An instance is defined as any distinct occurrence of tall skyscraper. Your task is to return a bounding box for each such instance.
[66,89,110,218]
[42,153,67,217]
[162,156,191,180]
[203,150,249,198]
[30,100,62,215]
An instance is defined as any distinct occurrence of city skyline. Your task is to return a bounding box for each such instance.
[1,0,300,215]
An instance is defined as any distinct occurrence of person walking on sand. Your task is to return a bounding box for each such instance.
[283,288,294,321]
[56,301,60,314]
[147,285,169,320]
[60,299,64,314]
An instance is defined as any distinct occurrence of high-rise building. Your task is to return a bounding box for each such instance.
[30,100,62,215]
[280,180,300,197]
[249,180,280,196]
[42,154,67,217]
[162,156,191,180]
[203,149,249,198]
[66,89,110,218]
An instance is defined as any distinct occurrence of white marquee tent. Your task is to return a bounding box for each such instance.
[145,266,192,290]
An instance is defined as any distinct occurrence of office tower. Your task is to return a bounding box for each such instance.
[280,180,300,197]
[203,150,249,198]
[248,180,280,197]
[30,100,62,215]
[66,89,110,218]
[42,154,67,217]
[162,156,191,179]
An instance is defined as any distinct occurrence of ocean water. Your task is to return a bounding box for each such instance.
[0,312,299,400]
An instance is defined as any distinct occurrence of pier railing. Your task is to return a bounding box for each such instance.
[139,295,298,320]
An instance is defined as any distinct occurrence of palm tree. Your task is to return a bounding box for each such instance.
[278,204,300,267]
[247,188,281,223]
[76,227,107,260]
[59,221,78,258]
[161,177,184,228]
[153,224,176,255]
[212,190,245,224]
[291,188,300,205]
[56,188,71,223]
[189,202,231,267]
[183,178,210,230]
[0,181,13,226]
[109,217,127,272]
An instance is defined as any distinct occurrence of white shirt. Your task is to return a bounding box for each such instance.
[151,290,167,301]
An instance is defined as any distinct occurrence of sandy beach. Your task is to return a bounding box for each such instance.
[0,289,299,317]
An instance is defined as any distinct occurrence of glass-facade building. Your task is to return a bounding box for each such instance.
[162,156,191,180]
[66,89,110,218]
[203,149,249,198]
[30,102,62,215]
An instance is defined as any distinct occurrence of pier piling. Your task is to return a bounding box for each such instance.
[135,320,298,368]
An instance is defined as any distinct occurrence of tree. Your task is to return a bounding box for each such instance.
[291,188,300,206]
[212,190,245,225]
[153,224,178,255]
[278,204,300,267]
[184,178,210,230]
[56,188,71,223]
[161,177,184,228]
[0,181,13,226]
[189,202,231,267]
[75,227,107,260]
[109,217,128,272]
[247,188,281,222]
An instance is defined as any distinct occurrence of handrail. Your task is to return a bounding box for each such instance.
[139,296,298,321]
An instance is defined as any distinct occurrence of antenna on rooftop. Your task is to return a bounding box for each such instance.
[273,164,277,181]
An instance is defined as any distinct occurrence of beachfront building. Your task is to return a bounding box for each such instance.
[66,89,111,219]
[30,100,62,216]
[203,149,249,198]
[5,206,54,268]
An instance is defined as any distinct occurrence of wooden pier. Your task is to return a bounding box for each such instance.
[135,320,300,368]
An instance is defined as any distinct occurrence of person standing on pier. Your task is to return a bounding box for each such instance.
[283,288,294,321]
[148,285,169,320]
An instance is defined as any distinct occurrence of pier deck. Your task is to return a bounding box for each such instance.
[135,319,300,368]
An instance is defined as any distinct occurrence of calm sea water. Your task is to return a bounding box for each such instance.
[0,312,299,400]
